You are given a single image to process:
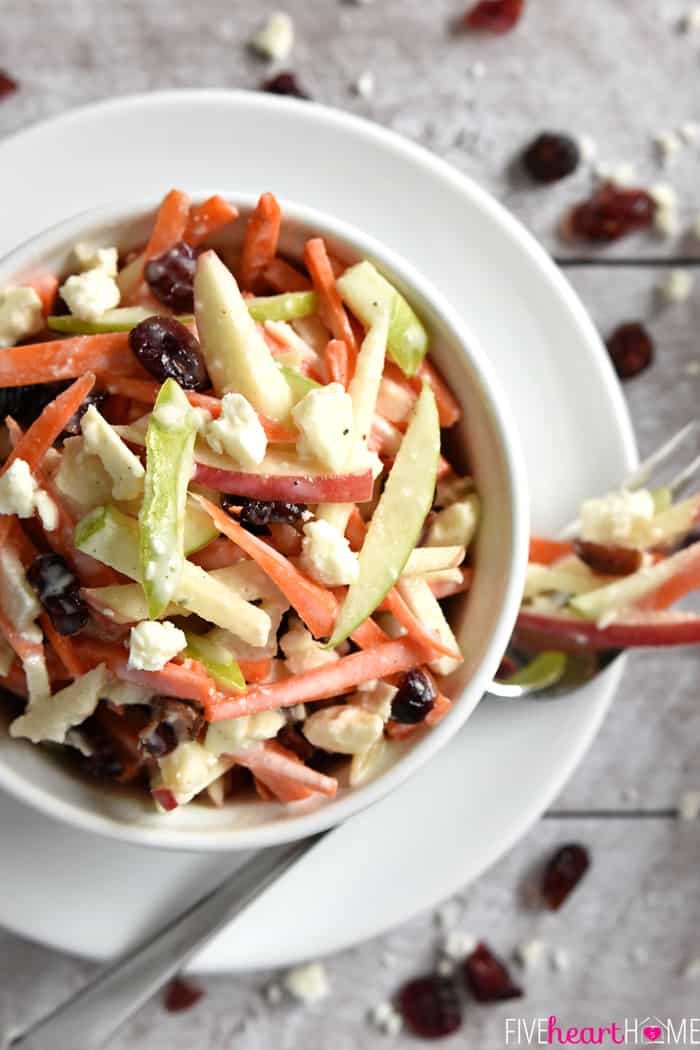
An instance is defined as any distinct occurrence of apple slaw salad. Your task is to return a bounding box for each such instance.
[0,189,475,811]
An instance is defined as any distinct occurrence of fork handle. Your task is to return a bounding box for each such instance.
[10,834,324,1050]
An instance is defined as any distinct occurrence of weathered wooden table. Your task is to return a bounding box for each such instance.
[1,2,698,1046]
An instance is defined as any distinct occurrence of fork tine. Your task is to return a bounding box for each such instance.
[623,420,700,491]
[668,449,700,498]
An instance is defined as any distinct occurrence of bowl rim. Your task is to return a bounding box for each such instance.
[0,191,529,851]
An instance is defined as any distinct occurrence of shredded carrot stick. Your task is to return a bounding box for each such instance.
[0,662,28,698]
[73,638,217,705]
[382,588,463,661]
[257,414,298,443]
[325,339,349,388]
[351,617,390,648]
[263,257,312,293]
[304,238,359,371]
[239,192,282,293]
[386,691,452,740]
[192,494,339,639]
[528,537,574,565]
[189,537,246,571]
[184,195,238,246]
[3,374,95,476]
[253,776,277,802]
[40,614,84,678]
[144,188,191,262]
[0,333,136,387]
[26,273,59,315]
[230,741,337,798]
[345,506,367,552]
[249,740,315,801]
[238,658,273,684]
[413,361,461,427]
[207,637,429,720]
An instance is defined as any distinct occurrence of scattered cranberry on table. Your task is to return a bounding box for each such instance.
[0,71,17,99]
[523,132,580,183]
[567,184,656,241]
[606,321,655,379]
[262,72,310,99]
[463,942,523,1002]
[398,975,463,1038]
[463,0,525,32]
[542,843,591,910]
[163,976,205,1013]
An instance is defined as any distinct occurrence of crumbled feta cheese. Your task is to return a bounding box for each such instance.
[0,286,44,347]
[678,120,700,144]
[21,651,52,707]
[580,488,656,548]
[515,939,546,969]
[205,392,267,468]
[10,664,107,743]
[81,404,145,499]
[654,129,682,165]
[369,1001,403,1036]
[684,957,700,979]
[443,930,477,960]
[0,458,37,518]
[60,267,120,321]
[350,681,396,721]
[280,619,340,675]
[292,383,355,472]
[353,71,375,98]
[128,620,187,672]
[678,789,700,820]
[250,12,294,60]
[471,60,487,78]
[655,208,681,237]
[302,704,383,755]
[73,242,119,277]
[283,961,329,1004]
[300,519,358,586]
[437,957,456,977]
[206,715,251,756]
[578,135,598,163]
[659,268,694,303]
[609,162,637,187]
[649,183,678,210]
[425,495,479,549]
[157,740,229,806]
[34,489,58,531]
[0,546,41,633]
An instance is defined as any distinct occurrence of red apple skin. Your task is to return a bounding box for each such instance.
[192,463,374,503]
[516,608,700,648]
[152,788,179,811]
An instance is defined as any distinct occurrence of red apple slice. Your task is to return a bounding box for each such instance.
[517,607,700,648]
[192,461,373,502]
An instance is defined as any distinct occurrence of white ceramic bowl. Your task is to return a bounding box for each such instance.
[0,195,529,850]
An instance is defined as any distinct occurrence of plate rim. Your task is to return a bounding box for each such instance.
[0,90,637,968]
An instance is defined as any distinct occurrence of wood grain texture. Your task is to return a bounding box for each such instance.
[1,2,699,1047]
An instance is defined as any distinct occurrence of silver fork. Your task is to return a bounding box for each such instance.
[488,421,700,701]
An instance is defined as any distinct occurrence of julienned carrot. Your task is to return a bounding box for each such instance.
[189,537,246,571]
[382,588,463,661]
[263,257,312,293]
[413,361,461,428]
[345,506,367,551]
[144,188,191,262]
[325,339,349,388]
[638,560,700,611]
[304,238,359,369]
[238,658,273,684]
[529,537,574,565]
[0,333,136,387]
[40,613,84,679]
[207,637,429,720]
[427,567,473,599]
[26,273,59,315]
[184,195,238,246]
[351,617,390,648]
[229,741,337,798]
[193,494,338,639]
[3,374,95,476]
[247,741,315,802]
[0,663,28,698]
[104,377,296,442]
[239,193,282,293]
[386,691,452,740]
[73,638,217,705]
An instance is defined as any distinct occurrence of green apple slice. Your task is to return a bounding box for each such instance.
[139,379,198,618]
[246,291,318,323]
[327,383,440,648]
[499,651,567,689]
[277,364,320,404]
[183,632,246,691]
[194,250,293,419]
[47,307,195,335]
[336,260,429,377]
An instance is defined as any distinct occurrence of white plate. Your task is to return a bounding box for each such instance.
[0,91,636,971]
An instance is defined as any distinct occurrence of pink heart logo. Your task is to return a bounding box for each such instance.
[643,1027,662,1042]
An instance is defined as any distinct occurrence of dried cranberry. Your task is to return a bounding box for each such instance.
[27,553,88,636]
[163,977,204,1013]
[463,0,524,32]
[0,71,17,99]
[262,72,310,99]
[464,943,523,1002]
[606,322,654,379]
[573,539,642,577]
[144,240,197,312]
[61,389,109,437]
[398,976,462,1038]
[523,132,580,183]
[568,185,655,241]
[390,668,436,724]
[138,697,204,758]
[221,495,308,535]
[129,316,209,391]
[277,723,317,763]
[542,843,590,910]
